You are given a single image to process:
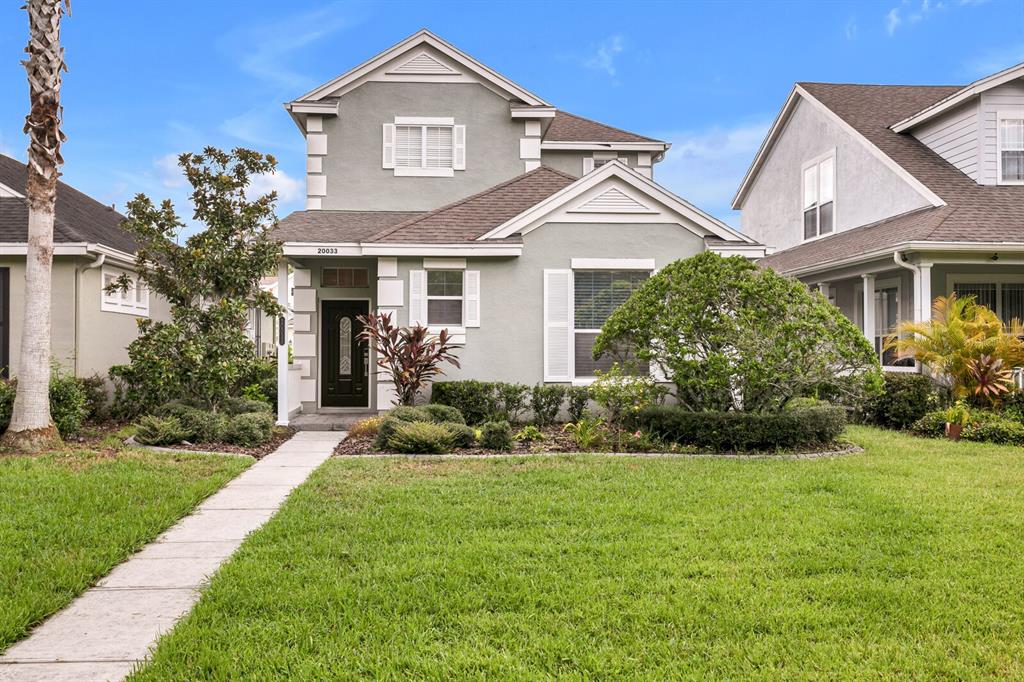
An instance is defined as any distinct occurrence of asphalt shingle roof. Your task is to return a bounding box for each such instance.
[543,111,664,144]
[0,154,137,254]
[760,83,1024,273]
[272,210,423,242]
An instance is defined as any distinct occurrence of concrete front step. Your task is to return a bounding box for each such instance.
[290,412,376,431]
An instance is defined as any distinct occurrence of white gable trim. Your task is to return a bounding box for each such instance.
[891,62,1024,133]
[386,50,460,76]
[732,86,946,210]
[569,187,656,214]
[0,181,24,199]
[478,160,754,243]
[295,29,549,106]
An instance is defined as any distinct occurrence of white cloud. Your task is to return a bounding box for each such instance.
[845,17,859,40]
[651,120,771,228]
[885,8,902,35]
[154,153,186,188]
[584,35,625,77]
[247,169,302,203]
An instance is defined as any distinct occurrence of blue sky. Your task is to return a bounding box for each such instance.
[1,0,1022,231]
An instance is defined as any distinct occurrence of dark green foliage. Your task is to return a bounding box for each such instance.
[78,375,109,423]
[223,412,275,447]
[479,420,514,451]
[135,415,188,446]
[430,380,501,424]
[222,397,273,416]
[374,407,431,449]
[864,374,940,430]
[109,148,284,414]
[178,409,228,444]
[566,386,590,423]
[444,422,477,448]
[241,357,277,408]
[530,384,566,426]
[496,383,530,423]
[631,405,847,451]
[389,406,432,422]
[0,380,15,433]
[910,411,947,438]
[48,372,88,438]
[913,407,1024,445]
[595,252,882,413]
[387,421,455,454]
[420,404,465,424]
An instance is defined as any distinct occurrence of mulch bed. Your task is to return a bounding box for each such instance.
[335,425,585,457]
[155,427,297,460]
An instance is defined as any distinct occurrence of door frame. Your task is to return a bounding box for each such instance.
[317,297,373,410]
[0,268,8,378]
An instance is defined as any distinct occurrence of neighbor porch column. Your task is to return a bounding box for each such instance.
[917,262,932,323]
[861,273,875,350]
[817,282,831,300]
[276,260,290,426]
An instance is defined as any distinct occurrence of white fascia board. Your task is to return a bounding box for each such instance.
[707,243,768,259]
[571,258,656,270]
[295,29,549,106]
[510,106,557,119]
[0,242,138,265]
[540,141,668,152]
[0,181,24,198]
[286,101,341,115]
[479,160,751,244]
[891,62,1024,133]
[778,241,1024,278]
[282,242,522,257]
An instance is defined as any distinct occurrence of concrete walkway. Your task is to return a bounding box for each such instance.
[0,431,345,682]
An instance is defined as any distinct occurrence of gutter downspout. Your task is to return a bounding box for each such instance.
[75,252,106,375]
[892,251,920,321]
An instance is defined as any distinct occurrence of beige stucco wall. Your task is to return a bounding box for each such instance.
[1,255,171,380]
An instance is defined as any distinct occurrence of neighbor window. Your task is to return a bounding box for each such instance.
[396,124,453,170]
[321,267,368,288]
[998,114,1024,184]
[572,270,648,377]
[802,153,835,240]
[953,278,1024,325]
[426,270,463,326]
[101,266,149,316]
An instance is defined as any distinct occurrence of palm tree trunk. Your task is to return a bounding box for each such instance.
[2,0,68,453]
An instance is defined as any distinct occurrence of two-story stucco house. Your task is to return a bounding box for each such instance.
[735,63,1024,372]
[270,29,764,423]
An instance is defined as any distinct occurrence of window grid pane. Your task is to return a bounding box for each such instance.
[427,299,462,326]
[1001,283,1024,324]
[425,126,454,169]
[802,165,817,209]
[427,270,463,297]
[953,283,997,311]
[573,270,648,330]
[395,125,423,168]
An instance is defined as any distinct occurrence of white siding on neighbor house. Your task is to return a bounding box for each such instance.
[979,80,1024,184]
[913,101,980,180]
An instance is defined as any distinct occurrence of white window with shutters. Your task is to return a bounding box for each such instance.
[382,117,465,177]
[408,266,480,336]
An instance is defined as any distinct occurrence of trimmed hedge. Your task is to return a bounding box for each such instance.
[912,408,1024,445]
[630,405,846,451]
[863,373,939,430]
[479,420,513,451]
[430,381,501,424]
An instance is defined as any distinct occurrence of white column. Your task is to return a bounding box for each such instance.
[818,282,831,299]
[276,260,290,426]
[861,273,876,350]
[918,262,932,323]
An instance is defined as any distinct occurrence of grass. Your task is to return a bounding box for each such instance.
[133,427,1024,679]
[0,438,249,652]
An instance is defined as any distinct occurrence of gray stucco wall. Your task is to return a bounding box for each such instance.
[740,98,932,252]
[323,82,526,211]
[0,256,171,380]
[539,151,640,178]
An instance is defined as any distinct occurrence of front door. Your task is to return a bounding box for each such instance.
[321,300,369,407]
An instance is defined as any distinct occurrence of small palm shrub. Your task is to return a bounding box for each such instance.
[530,385,566,426]
[388,421,456,454]
[513,425,545,443]
[563,417,606,450]
[135,415,188,446]
[223,412,275,446]
[566,386,590,423]
[479,420,513,451]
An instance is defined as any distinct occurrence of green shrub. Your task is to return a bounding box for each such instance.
[479,420,513,451]
[497,383,530,423]
[444,422,476,448]
[631,405,847,451]
[566,386,590,423]
[223,412,275,446]
[49,371,89,438]
[563,417,606,450]
[530,384,566,426]
[590,365,667,425]
[374,408,431,449]
[910,410,948,438]
[864,373,939,430]
[222,397,273,416]
[177,408,228,443]
[420,403,465,424]
[513,424,545,443]
[388,421,455,454]
[135,415,188,446]
[964,418,1024,445]
[430,380,500,424]
[78,374,109,423]
[0,379,16,432]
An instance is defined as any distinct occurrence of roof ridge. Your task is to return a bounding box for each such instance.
[368,166,576,241]
[546,110,663,144]
[798,81,962,89]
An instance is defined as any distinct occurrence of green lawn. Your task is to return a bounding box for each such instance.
[133,427,1024,679]
[0,443,249,651]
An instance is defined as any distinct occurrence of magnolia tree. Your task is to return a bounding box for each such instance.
[109,148,283,413]
[357,312,460,406]
[594,252,882,413]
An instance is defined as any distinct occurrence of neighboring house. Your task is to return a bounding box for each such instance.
[735,62,1024,371]
[247,273,293,357]
[0,154,168,380]
[270,29,764,423]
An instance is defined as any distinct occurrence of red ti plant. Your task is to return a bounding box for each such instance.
[356,312,460,406]
[966,354,1013,406]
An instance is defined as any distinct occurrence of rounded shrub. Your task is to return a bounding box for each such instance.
[430,380,501,424]
[863,373,940,429]
[223,412,275,446]
[135,415,188,446]
[222,397,273,416]
[530,385,566,426]
[630,405,846,452]
[479,420,514,451]
[387,421,455,454]
[177,408,228,443]
[49,372,89,438]
[444,422,476,448]
[964,418,1024,445]
[348,416,383,438]
[420,403,465,424]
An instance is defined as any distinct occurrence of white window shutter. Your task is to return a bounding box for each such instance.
[464,270,480,327]
[453,125,466,170]
[382,123,396,169]
[543,269,573,382]
[582,157,594,175]
[409,270,427,326]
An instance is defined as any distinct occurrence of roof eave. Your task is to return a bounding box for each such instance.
[890,61,1024,133]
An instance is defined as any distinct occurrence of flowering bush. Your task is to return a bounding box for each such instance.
[589,364,667,425]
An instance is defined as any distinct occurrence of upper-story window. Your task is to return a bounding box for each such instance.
[383,117,466,178]
[101,266,149,317]
[997,113,1024,185]
[802,152,835,240]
